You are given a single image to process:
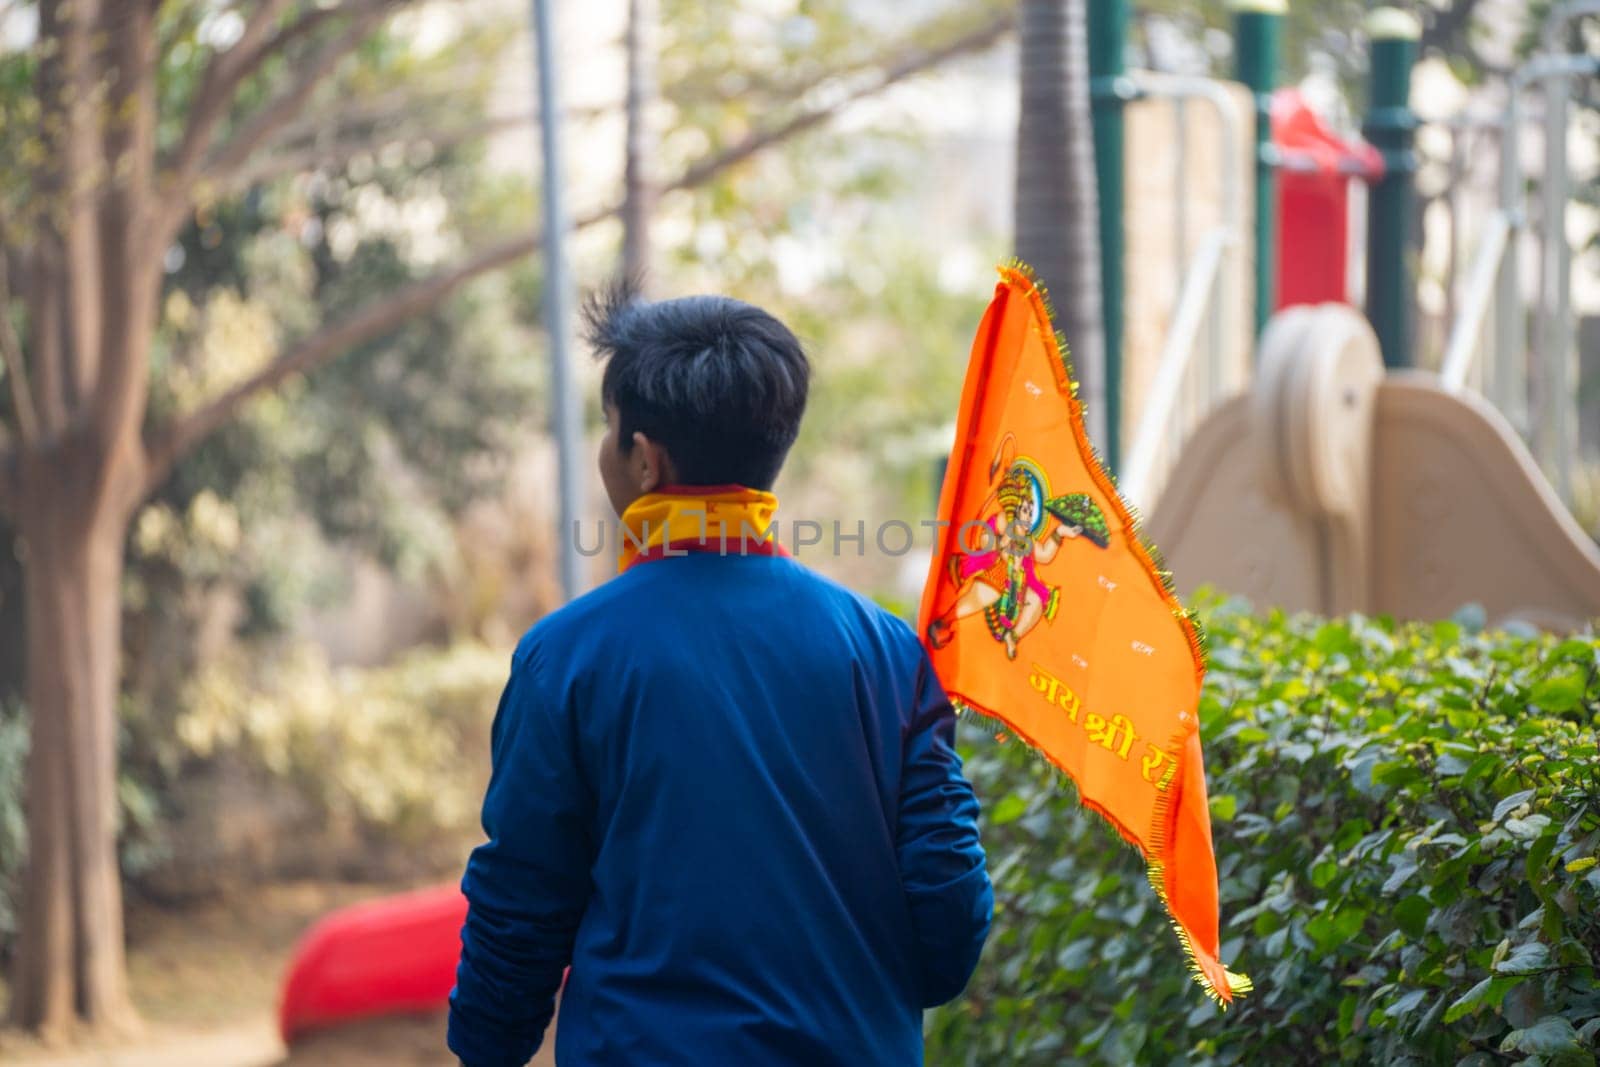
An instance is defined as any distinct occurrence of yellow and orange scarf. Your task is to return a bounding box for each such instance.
[617,485,786,573]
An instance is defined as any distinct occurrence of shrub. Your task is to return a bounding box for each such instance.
[927,598,1600,1066]
[1,640,509,948]
[177,639,507,850]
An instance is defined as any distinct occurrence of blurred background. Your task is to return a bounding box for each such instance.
[0,0,1596,1063]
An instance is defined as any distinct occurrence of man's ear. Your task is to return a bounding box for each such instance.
[632,431,675,493]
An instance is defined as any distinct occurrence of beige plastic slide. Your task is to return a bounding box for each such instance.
[1146,303,1600,631]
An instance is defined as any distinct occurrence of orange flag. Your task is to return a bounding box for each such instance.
[918,263,1250,1004]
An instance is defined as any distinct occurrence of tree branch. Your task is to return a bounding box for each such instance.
[222,112,539,192]
[95,0,163,462]
[139,9,1016,500]
[157,0,401,242]
[45,0,106,414]
[140,228,537,494]
[0,232,39,445]
[203,3,399,180]
[160,0,299,216]
[673,11,1014,190]
[0,444,15,520]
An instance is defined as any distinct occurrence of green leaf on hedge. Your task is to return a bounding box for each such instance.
[1507,814,1552,840]
[1312,858,1341,889]
[1210,794,1237,822]
[1383,856,1420,895]
[1461,752,1498,788]
[1498,1015,1582,1055]
[1390,988,1428,1017]
[1531,672,1585,712]
[1566,857,1597,873]
[1393,895,1431,939]
[1495,941,1550,975]
[1446,976,1511,1023]
[989,793,1028,826]
[1494,789,1536,822]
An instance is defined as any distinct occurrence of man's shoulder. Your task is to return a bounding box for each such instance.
[767,557,928,666]
[509,569,642,668]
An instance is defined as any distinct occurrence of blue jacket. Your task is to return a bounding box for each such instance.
[448,553,992,1066]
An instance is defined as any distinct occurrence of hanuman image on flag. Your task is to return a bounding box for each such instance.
[925,432,1109,661]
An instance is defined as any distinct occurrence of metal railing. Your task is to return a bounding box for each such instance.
[1499,51,1599,502]
[1439,210,1511,395]
[1537,0,1600,503]
[1434,2,1598,508]
[1120,227,1233,511]
[1118,72,1244,512]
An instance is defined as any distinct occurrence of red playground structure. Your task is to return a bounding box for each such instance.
[1272,88,1384,310]
[278,884,467,1044]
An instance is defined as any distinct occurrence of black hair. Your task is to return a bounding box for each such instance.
[582,283,810,490]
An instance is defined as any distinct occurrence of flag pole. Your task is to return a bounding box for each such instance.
[530,0,586,601]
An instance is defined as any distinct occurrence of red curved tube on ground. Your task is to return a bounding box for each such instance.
[278,883,468,1044]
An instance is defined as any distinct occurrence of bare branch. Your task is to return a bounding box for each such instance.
[0,444,15,520]
[158,1,401,241]
[28,243,66,438]
[94,0,160,455]
[203,4,397,181]
[141,228,536,495]
[672,11,1014,190]
[223,112,537,192]
[0,233,39,445]
[26,1,72,437]
[138,9,1016,500]
[160,0,299,207]
[38,0,107,413]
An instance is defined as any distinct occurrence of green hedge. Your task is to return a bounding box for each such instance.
[927,598,1600,1066]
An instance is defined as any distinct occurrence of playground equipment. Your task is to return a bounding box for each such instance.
[1272,90,1381,310]
[278,884,467,1043]
[1112,1,1600,627]
[1144,303,1600,628]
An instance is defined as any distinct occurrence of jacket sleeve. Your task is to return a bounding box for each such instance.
[449,647,594,1067]
[896,650,994,1007]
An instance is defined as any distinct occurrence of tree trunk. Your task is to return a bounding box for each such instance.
[9,440,137,1037]
[1015,0,1106,446]
[620,0,658,291]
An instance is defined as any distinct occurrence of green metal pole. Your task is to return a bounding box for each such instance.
[1230,0,1284,341]
[1089,0,1131,472]
[1362,8,1420,368]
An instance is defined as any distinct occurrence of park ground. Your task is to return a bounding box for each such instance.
[0,881,556,1067]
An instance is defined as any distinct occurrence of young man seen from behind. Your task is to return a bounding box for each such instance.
[448,287,992,1066]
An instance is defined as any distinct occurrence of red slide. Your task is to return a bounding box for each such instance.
[278,883,467,1044]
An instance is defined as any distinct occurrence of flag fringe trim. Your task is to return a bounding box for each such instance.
[954,696,1250,1006]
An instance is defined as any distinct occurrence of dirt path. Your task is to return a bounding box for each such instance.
[0,881,555,1066]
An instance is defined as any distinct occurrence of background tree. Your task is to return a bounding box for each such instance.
[0,0,1019,1035]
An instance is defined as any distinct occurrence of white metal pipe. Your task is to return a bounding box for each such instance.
[1541,70,1574,500]
[1120,227,1231,509]
[1129,71,1243,406]
[530,0,587,601]
[1440,211,1511,393]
